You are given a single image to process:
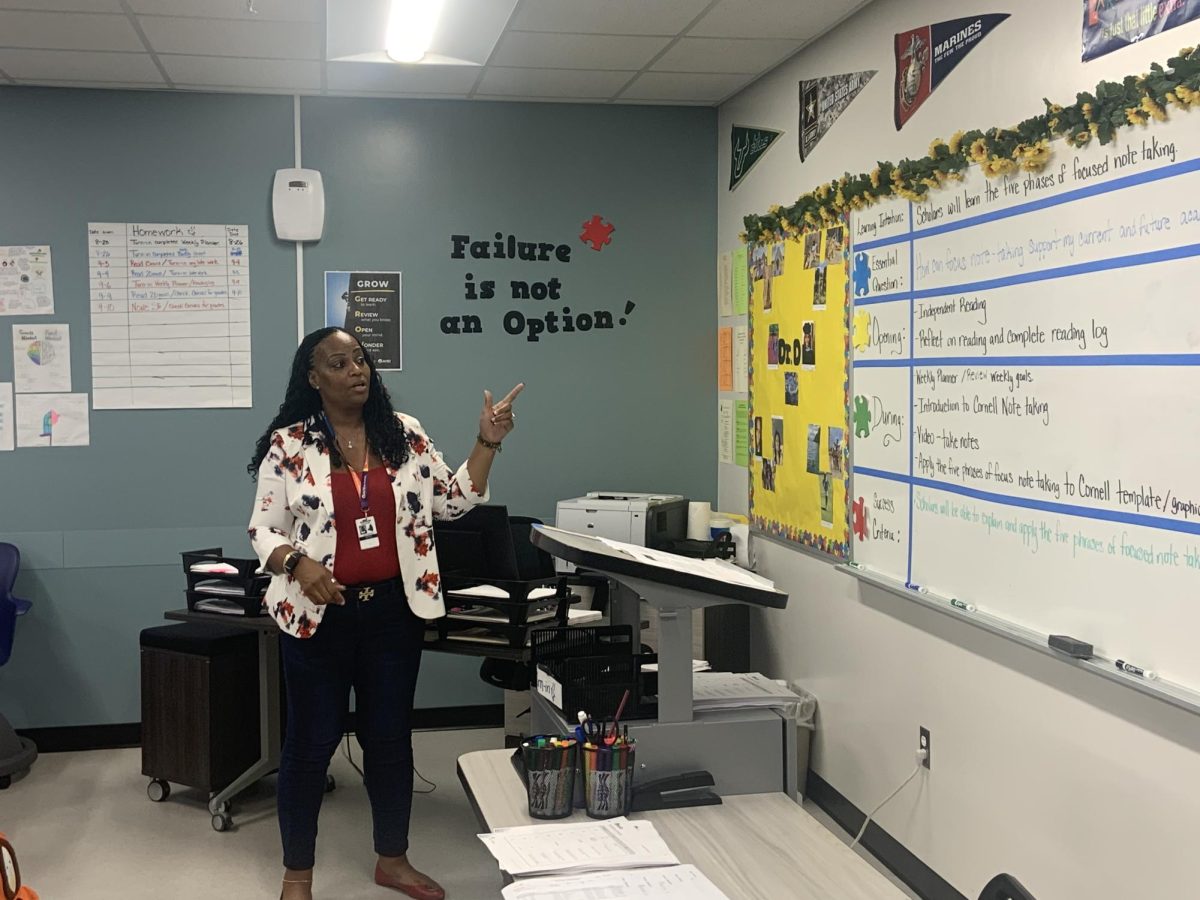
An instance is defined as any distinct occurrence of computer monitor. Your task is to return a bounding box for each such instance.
[433,504,521,583]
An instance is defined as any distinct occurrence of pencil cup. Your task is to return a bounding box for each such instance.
[521,737,577,819]
[581,743,636,819]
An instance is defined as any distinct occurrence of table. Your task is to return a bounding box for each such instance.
[163,608,283,829]
[458,749,906,900]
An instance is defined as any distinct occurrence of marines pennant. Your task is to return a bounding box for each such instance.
[894,13,1009,130]
[799,71,876,162]
[729,125,783,190]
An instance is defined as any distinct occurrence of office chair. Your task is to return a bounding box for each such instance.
[979,873,1037,900]
[0,543,38,789]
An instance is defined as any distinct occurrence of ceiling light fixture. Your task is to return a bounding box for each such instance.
[385,0,445,63]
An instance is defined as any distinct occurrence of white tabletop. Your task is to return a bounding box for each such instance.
[458,749,906,900]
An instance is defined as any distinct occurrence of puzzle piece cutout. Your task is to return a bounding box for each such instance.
[852,251,871,297]
[852,310,871,351]
[580,215,615,251]
[853,395,871,438]
[852,497,868,541]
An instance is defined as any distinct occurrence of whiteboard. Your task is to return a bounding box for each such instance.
[849,113,1200,690]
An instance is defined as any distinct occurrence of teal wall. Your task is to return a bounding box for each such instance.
[0,86,716,729]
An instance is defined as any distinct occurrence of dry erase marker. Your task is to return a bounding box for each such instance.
[1116,660,1158,680]
[950,598,976,612]
[906,582,927,594]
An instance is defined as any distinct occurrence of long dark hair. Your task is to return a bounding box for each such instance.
[248,327,409,479]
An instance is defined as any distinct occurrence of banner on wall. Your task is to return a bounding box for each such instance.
[799,71,876,161]
[1082,0,1200,60]
[894,13,1009,130]
[325,270,403,370]
[729,125,783,190]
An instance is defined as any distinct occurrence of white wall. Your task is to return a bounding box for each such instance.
[718,1,1200,896]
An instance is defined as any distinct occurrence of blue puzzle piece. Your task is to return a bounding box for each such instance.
[853,252,871,297]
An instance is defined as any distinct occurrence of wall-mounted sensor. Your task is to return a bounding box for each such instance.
[272,168,325,241]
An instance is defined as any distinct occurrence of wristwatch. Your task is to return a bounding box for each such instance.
[282,549,304,575]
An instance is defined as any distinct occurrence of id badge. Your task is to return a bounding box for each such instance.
[355,515,380,550]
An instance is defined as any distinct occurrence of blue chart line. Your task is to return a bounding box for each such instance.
[910,240,1200,301]
[852,155,1200,253]
[853,466,1200,538]
[854,291,909,307]
[906,201,915,584]
[854,352,1200,369]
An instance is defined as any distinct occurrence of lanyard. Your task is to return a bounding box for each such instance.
[323,414,370,514]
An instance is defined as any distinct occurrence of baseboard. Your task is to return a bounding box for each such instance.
[806,771,967,900]
[18,704,505,753]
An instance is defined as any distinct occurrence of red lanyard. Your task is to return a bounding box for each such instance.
[347,464,370,515]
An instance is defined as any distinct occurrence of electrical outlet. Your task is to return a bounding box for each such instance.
[919,726,931,770]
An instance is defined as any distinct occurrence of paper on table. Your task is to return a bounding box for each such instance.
[189,562,239,574]
[0,383,12,451]
[12,324,70,393]
[732,325,748,393]
[717,252,733,317]
[0,245,54,315]
[641,659,711,673]
[502,864,730,900]
[731,247,748,315]
[16,393,89,447]
[479,818,678,877]
[718,399,734,465]
[448,584,557,601]
[717,326,733,391]
[691,672,802,711]
[589,532,776,591]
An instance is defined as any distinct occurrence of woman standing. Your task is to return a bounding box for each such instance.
[248,327,523,900]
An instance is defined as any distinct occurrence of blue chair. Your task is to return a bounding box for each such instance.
[0,542,38,789]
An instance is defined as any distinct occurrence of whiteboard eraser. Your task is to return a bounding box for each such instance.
[1048,634,1093,659]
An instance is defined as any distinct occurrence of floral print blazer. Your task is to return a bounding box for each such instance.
[248,412,488,638]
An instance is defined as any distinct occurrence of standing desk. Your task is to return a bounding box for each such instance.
[458,748,907,900]
[527,526,798,798]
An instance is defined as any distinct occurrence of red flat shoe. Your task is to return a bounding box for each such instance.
[373,862,446,900]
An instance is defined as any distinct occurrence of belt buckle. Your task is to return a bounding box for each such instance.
[358,586,375,603]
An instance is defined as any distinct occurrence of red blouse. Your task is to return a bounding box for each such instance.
[331,465,401,585]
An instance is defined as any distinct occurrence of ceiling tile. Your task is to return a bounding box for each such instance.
[10,79,162,90]
[490,31,671,70]
[474,94,608,104]
[0,0,123,10]
[0,10,143,51]
[511,0,711,35]
[691,0,855,40]
[137,15,322,59]
[160,54,320,89]
[0,48,163,82]
[128,0,323,21]
[477,66,631,99]
[326,60,480,94]
[620,70,751,103]
[652,36,800,74]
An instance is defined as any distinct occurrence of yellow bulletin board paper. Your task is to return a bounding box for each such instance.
[748,223,850,558]
[731,246,749,316]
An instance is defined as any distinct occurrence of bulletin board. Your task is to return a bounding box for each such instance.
[748,222,851,558]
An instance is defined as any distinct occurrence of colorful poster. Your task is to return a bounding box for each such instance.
[729,126,783,191]
[718,398,735,465]
[748,223,851,558]
[1082,0,1200,60]
[719,327,734,391]
[325,270,403,370]
[734,400,749,468]
[733,325,749,393]
[12,324,70,393]
[894,14,1009,130]
[15,392,89,448]
[731,247,749,315]
[0,383,12,451]
[718,252,733,317]
[799,71,876,161]
[0,245,53,315]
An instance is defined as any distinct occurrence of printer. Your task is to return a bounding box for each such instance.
[553,492,688,572]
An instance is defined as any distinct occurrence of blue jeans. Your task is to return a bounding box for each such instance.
[277,583,424,870]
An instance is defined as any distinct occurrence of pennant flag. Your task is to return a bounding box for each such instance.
[894,14,1009,130]
[800,71,876,162]
[729,125,783,190]
[1082,0,1200,61]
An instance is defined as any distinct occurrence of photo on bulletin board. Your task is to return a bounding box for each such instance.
[748,222,851,558]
